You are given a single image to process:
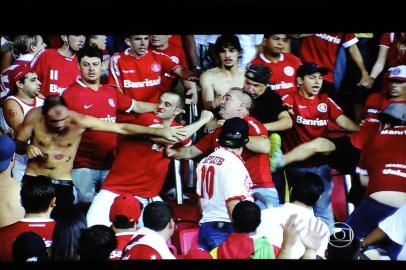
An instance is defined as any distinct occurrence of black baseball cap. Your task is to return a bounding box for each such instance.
[245,64,271,85]
[297,62,329,78]
[12,231,49,262]
[219,117,249,149]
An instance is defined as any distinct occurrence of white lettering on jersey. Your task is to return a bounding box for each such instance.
[315,33,341,44]
[382,169,406,178]
[270,81,294,90]
[110,250,122,259]
[367,108,380,114]
[151,143,165,152]
[49,84,67,95]
[50,69,58,80]
[380,129,406,136]
[296,116,328,126]
[248,120,261,134]
[100,115,116,123]
[123,77,161,88]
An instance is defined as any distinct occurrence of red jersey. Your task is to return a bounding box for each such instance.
[350,93,406,149]
[154,44,189,93]
[0,218,55,262]
[282,92,343,158]
[195,116,274,188]
[31,48,80,96]
[107,49,180,104]
[103,113,190,197]
[109,232,137,260]
[169,35,183,49]
[62,80,134,169]
[299,33,358,83]
[0,54,33,94]
[250,52,302,96]
[380,33,406,68]
[358,126,406,196]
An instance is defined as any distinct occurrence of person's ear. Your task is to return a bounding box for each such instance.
[49,197,57,208]
[296,77,303,86]
[124,38,131,47]
[16,80,24,89]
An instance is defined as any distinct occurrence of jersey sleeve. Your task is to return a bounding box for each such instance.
[281,93,294,108]
[379,33,391,48]
[156,51,181,74]
[247,118,268,136]
[31,49,47,84]
[194,129,220,153]
[326,96,343,120]
[61,87,76,109]
[341,33,358,48]
[107,53,123,89]
[116,88,134,112]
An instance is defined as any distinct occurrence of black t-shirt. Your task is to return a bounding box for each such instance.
[250,87,286,124]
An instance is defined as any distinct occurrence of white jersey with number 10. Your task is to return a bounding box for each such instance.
[196,147,253,224]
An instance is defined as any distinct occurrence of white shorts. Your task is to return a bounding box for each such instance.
[86,189,163,228]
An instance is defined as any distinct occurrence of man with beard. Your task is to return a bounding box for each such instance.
[199,35,246,133]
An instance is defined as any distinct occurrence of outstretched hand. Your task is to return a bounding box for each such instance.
[161,126,187,143]
[300,218,327,252]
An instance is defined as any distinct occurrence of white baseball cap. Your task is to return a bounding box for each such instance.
[388,65,406,81]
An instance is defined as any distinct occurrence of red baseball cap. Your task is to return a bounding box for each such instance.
[388,65,406,81]
[109,195,142,224]
[8,65,34,89]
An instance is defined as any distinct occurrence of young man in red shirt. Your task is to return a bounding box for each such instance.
[31,35,85,96]
[282,62,359,229]
[0,176,56,262]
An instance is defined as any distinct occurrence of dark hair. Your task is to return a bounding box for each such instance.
[113,215,136,229]
[290,173,325,206]
[326,231,361,260]
[232,200,261,233]
[42,95,68,117]
[213,35,243,56]
[79,225,117,261]
[12,231,49,262]
[12,35,41,56]
[143,201,173,232]
[50,208,87,261]
[20,176,55,213]
[77,45,103,63]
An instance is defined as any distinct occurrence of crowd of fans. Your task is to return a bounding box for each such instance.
[0,33,405,262]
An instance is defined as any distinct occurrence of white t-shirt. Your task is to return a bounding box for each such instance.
[257,202,330,259]
[196,147,253,224]
[379,203,406,260]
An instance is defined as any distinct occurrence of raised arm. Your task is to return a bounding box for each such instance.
[74,111,187,143]
[178,110,213,138]
[335,114,360,131]
[131,99,157,114]
[263,111,293,132]
[165,145,203,160]
[246,135,271,154]
[347,44,371,87]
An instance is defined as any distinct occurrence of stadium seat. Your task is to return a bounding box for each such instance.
[179,228,200,256]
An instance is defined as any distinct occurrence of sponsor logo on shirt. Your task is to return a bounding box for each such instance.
[296,116,328,126]
[84,104,93,109]
[317,103,328,113]
[315,33,341,44]
[123,77,161,88]
[270,81,294,90]
[49,84,67,95]
[382,163,406,178]
[380,129,406,135]
[283,66,295,76]
[298,105,307,109]
[100,114,116,123]
[122,69,136,74]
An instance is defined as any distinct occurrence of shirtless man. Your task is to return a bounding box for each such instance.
[199,35,246,132]
[0,135,25,228]
[14,95,186,219]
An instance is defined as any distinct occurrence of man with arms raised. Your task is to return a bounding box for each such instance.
[15,95,186,219]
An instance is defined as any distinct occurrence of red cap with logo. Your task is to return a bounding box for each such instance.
[109,194,142,224]
[8,65,34,89]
